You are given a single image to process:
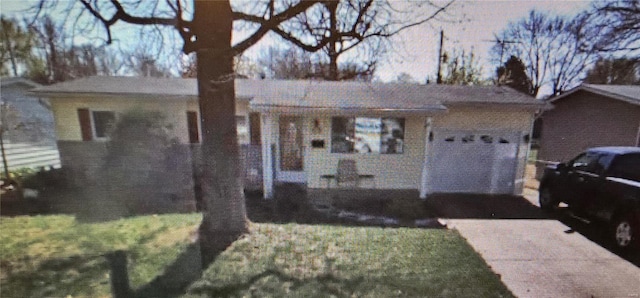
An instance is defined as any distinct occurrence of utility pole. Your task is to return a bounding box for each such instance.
[436,30,444,84]
[487,33,518,66]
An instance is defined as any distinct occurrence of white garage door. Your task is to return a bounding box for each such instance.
[427,130,520,194]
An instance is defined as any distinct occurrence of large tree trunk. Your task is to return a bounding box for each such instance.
[327,1,339,81]
[193,0,249,268]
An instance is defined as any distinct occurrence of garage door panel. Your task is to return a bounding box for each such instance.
[428,131,519,194]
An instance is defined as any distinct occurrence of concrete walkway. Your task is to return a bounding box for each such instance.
[445,190,640,298]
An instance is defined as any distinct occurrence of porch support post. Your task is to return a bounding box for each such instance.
[420,117,433,199]
[261,114,274,199]
[516,113,538,195]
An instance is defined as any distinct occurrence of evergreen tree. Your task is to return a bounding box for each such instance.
[496,56,532,94]
[0,17,36,77]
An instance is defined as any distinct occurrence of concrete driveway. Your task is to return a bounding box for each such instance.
[438,189,640,298]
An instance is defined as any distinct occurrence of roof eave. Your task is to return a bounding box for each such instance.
[29,90,254,102]
[1,77,42,88]
[250,104,448,116]
[549,85,640,106]
[443,101,547,110]
[29,91,198,100]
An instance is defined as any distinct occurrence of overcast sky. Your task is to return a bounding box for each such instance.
[2,0,591,90]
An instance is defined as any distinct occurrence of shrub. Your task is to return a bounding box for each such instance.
[91,109,192,218]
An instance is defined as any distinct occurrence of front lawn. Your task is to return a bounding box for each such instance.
[1,215,513,297]
[186,224,513,297]
[0,214,201,297]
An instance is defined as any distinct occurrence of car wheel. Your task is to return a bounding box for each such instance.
[538,186,558,211]
[612,213,637,251]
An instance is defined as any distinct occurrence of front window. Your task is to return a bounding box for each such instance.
[331,117,405,154]
[92,111,115,139]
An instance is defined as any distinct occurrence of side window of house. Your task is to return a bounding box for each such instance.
[331,116,405,154]
[92,111,116,139]
[78,108,115,141]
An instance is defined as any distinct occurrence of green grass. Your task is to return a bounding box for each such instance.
[185,224,514,298]
[1,215,513,298]
[0,213,201,298]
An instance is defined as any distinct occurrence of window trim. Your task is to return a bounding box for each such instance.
[77,108,93,141]
[186,111,251,145]
[89,110,116,141]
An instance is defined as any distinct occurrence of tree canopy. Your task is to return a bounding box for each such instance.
[496,55,531,94]
[583,0,640,53]
[440,50,484,85]
[276,0,453,80]
[491,2,639,97]
[492,10,599,96]
[584,58,640,85]
[258,45,374,81]
[0,17,36,77]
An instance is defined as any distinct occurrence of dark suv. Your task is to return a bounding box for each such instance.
[539,147,640,251]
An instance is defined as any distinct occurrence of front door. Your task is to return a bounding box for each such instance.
[277,116,306,183]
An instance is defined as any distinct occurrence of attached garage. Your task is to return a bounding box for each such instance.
[427,130,520,194]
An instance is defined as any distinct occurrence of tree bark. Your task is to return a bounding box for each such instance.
[2,29,18,77]
[192,0,249,268]
[326,1,339,81]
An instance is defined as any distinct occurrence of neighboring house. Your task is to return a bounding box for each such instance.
[0,78,60,174]
[31,76,543,203]
[537,84,640,176]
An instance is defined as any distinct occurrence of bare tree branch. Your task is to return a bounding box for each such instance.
[583,0,640,53]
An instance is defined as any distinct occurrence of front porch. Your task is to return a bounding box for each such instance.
[258,114,432,198]
[245,183,547,227]
[246,184,441,227]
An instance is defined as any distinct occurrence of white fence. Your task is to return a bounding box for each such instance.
[0,141,61,173]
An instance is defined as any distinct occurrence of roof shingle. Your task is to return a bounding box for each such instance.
[31,76,542,111]
[549,84,640,106]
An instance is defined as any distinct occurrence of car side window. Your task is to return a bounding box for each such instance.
[608,154,640,181]
[571,152,604,174]
[570,153,589,168]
